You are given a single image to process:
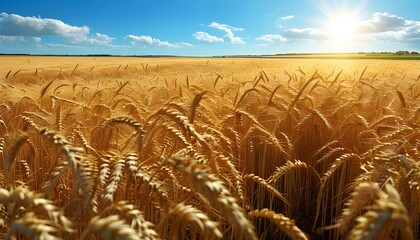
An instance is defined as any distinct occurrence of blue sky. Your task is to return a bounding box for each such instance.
[0,0,419,56]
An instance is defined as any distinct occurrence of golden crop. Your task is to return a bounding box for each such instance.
[0,56,419,239]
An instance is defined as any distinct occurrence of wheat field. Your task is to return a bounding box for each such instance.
[0,55,419,239]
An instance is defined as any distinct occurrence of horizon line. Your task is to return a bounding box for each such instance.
[1,51,418,58]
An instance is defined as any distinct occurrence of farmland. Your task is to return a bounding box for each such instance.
[0,56,419,239]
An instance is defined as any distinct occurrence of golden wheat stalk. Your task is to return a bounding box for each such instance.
[160,202,222,239]
[189,91,207,124]
[39,128,84,170]
[102,201,160,240]
[4,133,28,184]
[80,215,139,240]
[347,184,413,240]
[243,174,289,205]
[287,70,321,114]
[0,187,73,232]
[90,152,113,214]
[7,212,60,240]
[101,156,126,206]
[164,149,258,239]
[249,208,308,240]
[147,107,212,153]
[334,182,382,233]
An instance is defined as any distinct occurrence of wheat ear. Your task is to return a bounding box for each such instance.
[189,91,207,124]
[347,184,413,240]
[164,149,258,240]
[39,128,84,170]
[243,174,289,205]
[80,215,139,240]
[287,71,320,114]
[8,212,60,240]
[249,208,308,240]
[4,133,28,184]
[102,156,126,206]
[161,202,222,239]
[103,201,160,240]
[0,187,73,232]
[335,182,382,233]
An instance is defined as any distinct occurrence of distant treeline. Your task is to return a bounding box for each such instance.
[395,51,419,55]
[357,51,419,55]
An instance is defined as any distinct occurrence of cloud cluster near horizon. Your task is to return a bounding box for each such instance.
[193,22,245,44]
[355,12,420,40]
[0,12,115,45]
[193,31,224,44]
[257,12,420,45]
[125,35,193,48]
[0,12,194,49]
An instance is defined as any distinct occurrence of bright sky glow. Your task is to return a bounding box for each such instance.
[0,0,418,55]
[329,16,356,41]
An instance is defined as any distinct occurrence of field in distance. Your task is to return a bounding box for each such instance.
[1,55,419,85]
[263,52,420,60]
[0,55,419,240]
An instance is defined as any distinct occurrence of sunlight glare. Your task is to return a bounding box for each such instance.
[328,15,356,42]
[315,0,365,47]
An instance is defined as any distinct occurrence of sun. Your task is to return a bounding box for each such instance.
[328,15,356,42]
[315,0,365,45]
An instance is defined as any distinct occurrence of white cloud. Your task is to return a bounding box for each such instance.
[0,12,115,45]
[259,12,420,46]
[282,28,326,40]
[281,15,294,20]
[354,12,420,41]
[225,34,245,44]
[256,43,270,47]
[0,12,88,40]
[178,42,194,47]
[92,33,114,43]
[356,12,407,33]
[257,34,287,43]
[257,28,325,45]
[209,22,245,44]
[209,22,244,32]
[0,35,41,45]
[258,26,336,45]
[31,37,42,43]
[0,35,24,42]
[193,31,224,43]
[44,43,85,48]
[125,35,192,48]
